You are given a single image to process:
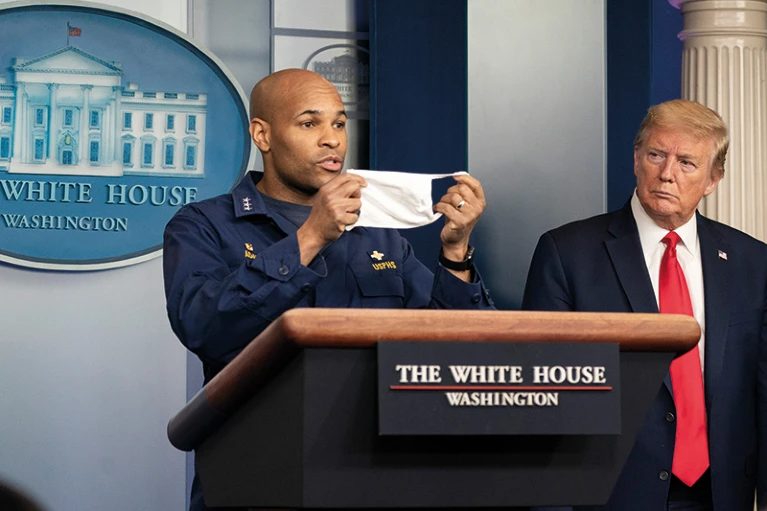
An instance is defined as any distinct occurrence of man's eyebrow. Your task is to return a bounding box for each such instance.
[293,109,348,119]
[676,152,699,162]
[294,109,321,119]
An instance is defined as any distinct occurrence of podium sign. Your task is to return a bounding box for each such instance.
[377,341,620,435]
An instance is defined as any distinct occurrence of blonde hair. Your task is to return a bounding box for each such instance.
[634,99,729,176]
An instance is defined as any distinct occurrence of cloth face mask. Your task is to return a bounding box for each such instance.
[345,169,468,230]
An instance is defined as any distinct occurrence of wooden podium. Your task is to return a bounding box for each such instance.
[168,309,699,509]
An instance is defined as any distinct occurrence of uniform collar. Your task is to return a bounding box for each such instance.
[231,171,305,235]
[231,171,270,218]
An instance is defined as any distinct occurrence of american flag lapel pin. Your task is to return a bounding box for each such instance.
[718,250,728,260]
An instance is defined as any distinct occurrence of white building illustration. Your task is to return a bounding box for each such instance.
[311,50,369,112]
[0,46,206,178]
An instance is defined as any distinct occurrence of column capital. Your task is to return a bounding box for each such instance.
[671,0,767,6]
[673,0,767,40]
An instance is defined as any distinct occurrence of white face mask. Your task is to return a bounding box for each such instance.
[345,169,468,230]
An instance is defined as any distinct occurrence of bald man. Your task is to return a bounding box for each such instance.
[163,69,494,511]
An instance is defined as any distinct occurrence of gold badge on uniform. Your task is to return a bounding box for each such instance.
[245,243,256,260]
[369,250,396,270]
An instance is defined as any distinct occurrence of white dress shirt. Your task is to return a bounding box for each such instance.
[630,192,706,372]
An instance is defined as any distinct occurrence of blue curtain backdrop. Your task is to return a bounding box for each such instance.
[607,0,682,211]
[370,0,682,307]
[370,0,468,271]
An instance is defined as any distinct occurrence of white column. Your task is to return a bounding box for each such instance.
[13,83,24,160]
[104,100,111,165]
[21,90,28,162]
[113,86,122,162]
[48,83,59,161]
[673,0,767,241]
[79,84,92,163]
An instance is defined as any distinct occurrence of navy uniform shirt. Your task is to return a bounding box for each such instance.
[163,172,494,382]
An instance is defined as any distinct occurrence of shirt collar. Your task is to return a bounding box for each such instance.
[630,190,698,257]
[231,171,270,218]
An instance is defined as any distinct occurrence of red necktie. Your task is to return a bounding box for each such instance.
[660,231,709,486]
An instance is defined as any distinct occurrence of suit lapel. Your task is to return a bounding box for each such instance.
[697,214,731,409]
[605,205,658,314]
[605,204,672,393]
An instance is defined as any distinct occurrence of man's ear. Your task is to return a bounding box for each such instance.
[250,118,270,152]
[704,167,723,197]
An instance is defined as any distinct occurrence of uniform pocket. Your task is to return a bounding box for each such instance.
[354,272,405,297]
[350,262,405,300]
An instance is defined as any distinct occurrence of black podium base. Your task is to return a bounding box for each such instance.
[197,348,672,509]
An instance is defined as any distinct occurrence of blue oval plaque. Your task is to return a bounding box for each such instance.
[0,2,249,270]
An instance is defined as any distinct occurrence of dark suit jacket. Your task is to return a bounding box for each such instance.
[522,203,767,511]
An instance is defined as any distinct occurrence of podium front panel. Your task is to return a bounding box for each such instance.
[197,348,672,508]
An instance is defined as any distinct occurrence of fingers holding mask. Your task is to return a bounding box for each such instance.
[433,174,486,245]
[450,175,485,207]
[305,173,367,242]
[322,172,366,209]
[321,172,366,201]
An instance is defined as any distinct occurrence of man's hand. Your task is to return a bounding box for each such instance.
[297,173,367,265]
[433,174,486,280]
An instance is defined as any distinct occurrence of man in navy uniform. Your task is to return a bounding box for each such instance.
[163,68,494,511]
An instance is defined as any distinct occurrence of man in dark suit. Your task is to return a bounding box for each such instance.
[522,100,767,511]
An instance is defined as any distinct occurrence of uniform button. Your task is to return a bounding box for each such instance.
[659,470,669,481]
[278,265,289,276]
[665,412,675,422]
[471,293,481,304]
[301,283,311,293]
